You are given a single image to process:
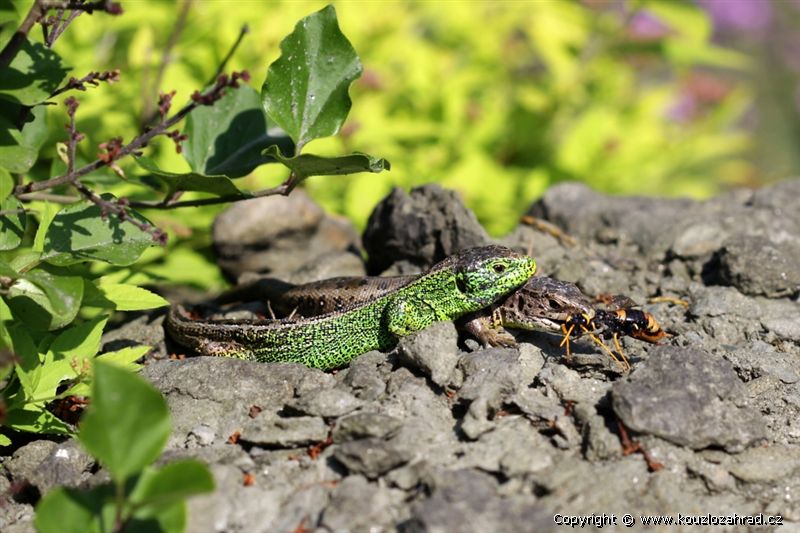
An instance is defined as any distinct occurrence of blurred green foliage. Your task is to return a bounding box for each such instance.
[36,0,754,238]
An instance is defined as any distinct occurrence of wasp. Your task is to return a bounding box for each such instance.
[559,294,667,371]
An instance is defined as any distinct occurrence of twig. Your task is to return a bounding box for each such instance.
[16,192,81,203]
[140,0,193,125]
[14,71,250,197]
[206,24,250,87]
[44,7,81,47]
[0,0,121,68]
[127,180,296,210]
[50,69,120,98]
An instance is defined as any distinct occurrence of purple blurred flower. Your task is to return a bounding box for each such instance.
[628,10,672,40]
[698,0,772,34]
[666,92,698,123]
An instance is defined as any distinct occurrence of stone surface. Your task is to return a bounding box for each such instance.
[363,184,492,273]
[396,321,460,387]
[213,190,361,280]
[612,346,767,451]
[7,180,800,532]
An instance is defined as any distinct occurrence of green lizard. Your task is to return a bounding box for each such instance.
[166,245,536,370]
[245,274,595,347]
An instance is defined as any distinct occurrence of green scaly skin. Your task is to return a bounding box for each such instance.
[166,245,536,370]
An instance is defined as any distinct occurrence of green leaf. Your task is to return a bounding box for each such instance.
[0,102,48,173]
[134,156,248,197]
[261,4,362,150]
[97,282,168,311]
[6,267,84,330]
[79,361,171,484]
[29,316,107,403]
[34,486,112,533]
[42,195,158,266]
[0,166,12,199]
[0,38,69,106]
[4,404,72,434]
[0,434,11,446]
[0,195,25,250]
[64,345,149,396]
[262,145,389,181]
[9,323,41,398]
[83,279,168,311]
[184,84,293,178]
[0,256,17,277]
[33,201,59,252]
[130,460,214,513]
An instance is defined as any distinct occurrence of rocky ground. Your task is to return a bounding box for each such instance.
[2,181,800,532]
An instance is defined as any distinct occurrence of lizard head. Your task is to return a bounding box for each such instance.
[453,245,537,308]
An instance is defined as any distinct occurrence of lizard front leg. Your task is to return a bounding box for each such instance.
[385,295,439,337]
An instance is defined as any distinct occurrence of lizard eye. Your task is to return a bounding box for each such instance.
[493,263,506,274]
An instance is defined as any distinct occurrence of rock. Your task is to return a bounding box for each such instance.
[287,387,363,418]
[140,358,332,448]
[717,235,800,297]
[612,346,767,451]
[332,412,404,442]
[454,416,554,476]
[396,321,459,387]
[537,362,610,406]
[240,415,329,448]
[186,424,217,448]
[340,351,389,401]
[401,468,554,533]
[101,312,166,359]
[724,445,800,484]
[525,181,695,255]
[457,348,523,439]
[332,438,412,478]
[320,475,405,531]
[213,190,360,280]
[363,185,492,273]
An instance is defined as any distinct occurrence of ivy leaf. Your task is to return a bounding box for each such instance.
[0,195,26,251]
[134,156,247,197]
[183,84,293,178]
[0,38,69,106]
[262,145,389,182]
[42,195,157,266]
[262,5,362,150]
[79,361,171,484]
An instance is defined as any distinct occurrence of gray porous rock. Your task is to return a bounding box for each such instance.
[717,234,800,297]
[362,184,492,273]
[612,346,767,452]
[332,412,404,442]
[320,475,407,531]
[140,357,333,449]
[213,190,361,280]
[396,321,460,387]
[401,468,555,533]
[10,180,799,533]
[100,312,167,359]
[239,415,329,448]
[286,386,363,418]
[332,438,412,479]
